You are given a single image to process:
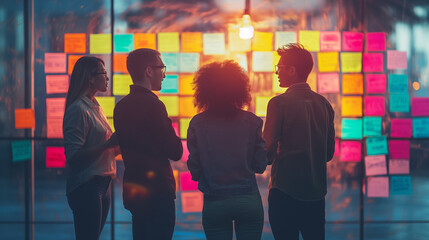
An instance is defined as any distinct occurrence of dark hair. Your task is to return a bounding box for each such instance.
[193,60,251,114]
[277,43,313,81]
[127,48,160,83]
[65,56,104,109]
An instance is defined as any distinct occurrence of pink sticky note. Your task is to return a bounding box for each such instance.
[366,32,386,51]
[44,53,67,73]
[181,192,203,213]
[363,53,383,72]
[46,146,66,168]
[340,141,361,162]
[411,97,429,116]
[180,172,198,191]
[367,176,389,197]
[334,138,340,157]
[46,98,66,118]
[172,122,179,137]
[181,140,189,161]
[364,155,387,176]
[46,75,69,94]
[365,74,386,94]
[389,159,410,175]
[320,31,341,51]
[47,117,63,138]
[342,32,364,52]
[317,73,340,93]
[390,118,412,138]
[387,51,407,70]
[389,140,410,159]
[364,96,385,116]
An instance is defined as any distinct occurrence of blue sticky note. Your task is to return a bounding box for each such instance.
[388,74,408,94]
[413,118,429,138]
[179,53,200,73]
[390,94,410,112]
[391,176,412,195]
[342,118,363,139]
[161,53,179,72]
[11,140,32,162]
[366,136,388,155]
[160,75,179,94]
[363,117,382,137]
[114,34,134,53]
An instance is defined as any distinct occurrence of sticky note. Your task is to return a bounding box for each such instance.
[159,96,179,117]
[387,50,407,70]
[365,74,386,94]
[64,33,86,53]
[320,31,341,51]
[113,74,133,95]
[342,32,363,51]
[252,32,273,51]
[364,96,385,116]
[366,32,386,51]
[275,31,297,50]
[307,72,317,92]
[181,140,189,161]
[89,34,111,54]
[134,33,156,49]
[389,94,410,113]
[341,52,362,73]
[46,98,66,118]
[334,138,340,157]
[46,75,69,94]
[179,53,200,73]
[253,51,274,72]
[95,96,115,118]
[298,30,320,52]
[114,34,134,53]
[255,96,271,117]
[158,32,180,52]
[365,155,387,176]
[15,109,35,129]
[113,54,128,73]
[233,53,248,72]
[342,74,363,94]
[228,30,251,52]
[180,118,191,139]
[388,74,408,93]
[179,74,195,95]
[172,122,179,137]
[363,117,382,137]
[341,118,363,139]
[342,96,362,117]
[367,176,389,197]
[340,141,361,162]
[366,136,388,156]
[411,97,429,116]
[179,96,197,117]
[180,172,198,191]
[203,33,225,55]
[181,32,202,52]
[68,55,82,75]
[363,53,383,72]
[160,75,179,94]
[47,117,63,138]
[45,53,67,73]
[46,146,66,168]
[391,176,412,195]
[272,74,284,93]
[173,170,179,191]
[181,192,203,213]
[107,118,115,132]
[389,159,410,175]
[161,53,179,73]
[317,52,339,72]
[389,140,409,159]
[413,118,429,138]
[390,118,412,138]
[11,140,32,162]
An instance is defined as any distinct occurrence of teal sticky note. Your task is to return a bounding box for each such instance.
[391,176,412,195]
[366,136,388,155]
[11,140,32,162]
[114,34,134,53]
[179,53,200,73]
[342,118,363,139]
[161,53,179,72]
[363,117,382,137]
[388,74,408,93]
[390,94,410,112]
[413,117,429,138]
[160,75,179,94]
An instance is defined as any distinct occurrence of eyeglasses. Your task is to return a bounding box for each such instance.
[150,65,167,74]
[274,65,288,72]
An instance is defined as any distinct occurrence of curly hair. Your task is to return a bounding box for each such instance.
[277,43,313,81]
[193,60,251,114]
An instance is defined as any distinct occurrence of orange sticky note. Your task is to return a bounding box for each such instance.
[134,33,156,50]
[173,170,179,191]
[307,72,317,92]
[46,146,66,168]
[179,96,197,117]
[342,96,362,117]
[181,192,203,213]
[113,54,128,73]
[342,74,363,94]
[64,33,86,53]
[179,74,194,95]
[181,32,202,52]
[15,109,35,129]
[68,55,83,75]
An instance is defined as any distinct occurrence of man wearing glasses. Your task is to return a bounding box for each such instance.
[263,43,335,240]
[113,48,183,239]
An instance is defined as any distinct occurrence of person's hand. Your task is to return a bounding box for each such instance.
[104,132,119,148]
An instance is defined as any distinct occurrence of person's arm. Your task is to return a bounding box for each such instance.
[186,121,201,181]
[326,104,336,162]
[263,98,282,165]
[253,118,268,173]
[156,101,183,161]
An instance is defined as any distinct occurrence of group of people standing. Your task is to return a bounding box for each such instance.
[63,43,335,240]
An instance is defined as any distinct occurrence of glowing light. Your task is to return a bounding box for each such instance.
[239,14,254,39]
[412,81,420,91]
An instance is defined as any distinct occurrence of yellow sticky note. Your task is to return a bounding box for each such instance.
[181,32,202,52]
[341,52,362,73]
[90,34,111,54]
[342,96,362,117]
[317,52,339,72]
[299,31,320,52]
[107,118,115,132]
[273,51,281,66]
[158,32,180,52]
[256,96,272,117]
[342,74,363,94]
[134,33,156,50]
[113,74,133,95]
[96,96,115,118]
[272,74,284,94]
[179,96,197,117]
[252,32,273,51]
[180,118,191,138]
[179,74,194,95]
[308,72,317,92]
[159,96,179,117]
[64,33,86,53]
[229,31,251,52]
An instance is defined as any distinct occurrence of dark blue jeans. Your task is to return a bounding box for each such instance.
[67,175,112,240]
[202,192,264,240]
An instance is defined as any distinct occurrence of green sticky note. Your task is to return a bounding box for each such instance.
[366,136,388,155]
[413,118,429,138]
[114,34,134,53]
[342,118,363,139]
[161,53,179,72]
[160,75,179,94]
[363,117,382,137]
[11,140,32,162]
[388,74,408,93]
[390,94,410,112]
[391,176,412,195]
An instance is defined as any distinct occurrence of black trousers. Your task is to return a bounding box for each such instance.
[268,188,325,240]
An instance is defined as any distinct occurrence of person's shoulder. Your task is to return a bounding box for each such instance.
[240,110,262,122]
[65,98,86,115]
